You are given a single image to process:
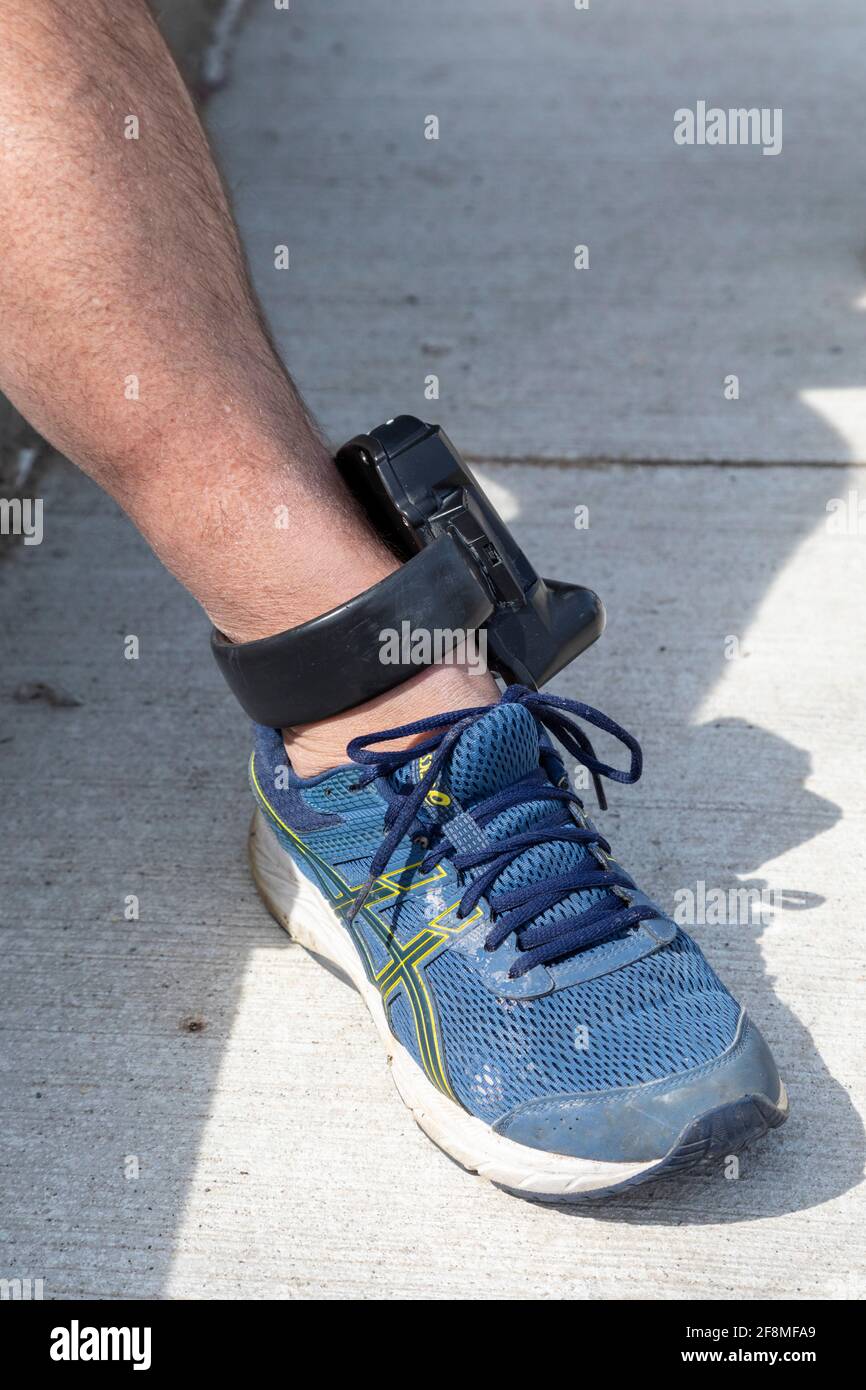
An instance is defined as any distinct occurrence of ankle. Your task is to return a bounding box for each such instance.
[283,664,500,777]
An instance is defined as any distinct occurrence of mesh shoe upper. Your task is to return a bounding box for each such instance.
[250,691,743,1126]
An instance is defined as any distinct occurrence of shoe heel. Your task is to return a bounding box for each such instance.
[248,809,364,992]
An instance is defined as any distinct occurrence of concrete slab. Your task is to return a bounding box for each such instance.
[2,0,864,1305]
[206,0,866,464]
[1,456,863,1299]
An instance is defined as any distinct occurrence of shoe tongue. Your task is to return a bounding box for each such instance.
[445,703,540,804]
[394,699,609,944]
[392,703,540,808]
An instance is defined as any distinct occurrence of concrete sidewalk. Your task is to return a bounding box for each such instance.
[1,457,863,1299]
[207,0,866,464]
[1,0,864,1301]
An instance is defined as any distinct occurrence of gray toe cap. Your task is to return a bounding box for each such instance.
[492,1012,785,1162]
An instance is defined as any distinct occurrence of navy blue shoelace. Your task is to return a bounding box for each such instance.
[345,685,665,978]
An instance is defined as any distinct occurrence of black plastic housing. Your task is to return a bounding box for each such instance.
[335,416,604,689]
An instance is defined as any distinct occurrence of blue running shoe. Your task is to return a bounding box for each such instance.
[248,686,787,1199]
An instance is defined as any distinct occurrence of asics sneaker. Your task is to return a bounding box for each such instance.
[248,686,787,1200]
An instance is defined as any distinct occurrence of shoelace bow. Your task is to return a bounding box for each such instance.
[345,685,665,978]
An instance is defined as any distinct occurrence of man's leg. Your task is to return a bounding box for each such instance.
[0,0,495,771]
[0,2,791,1205]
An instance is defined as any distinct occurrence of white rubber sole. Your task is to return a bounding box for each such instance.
[248,809,655,1198]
